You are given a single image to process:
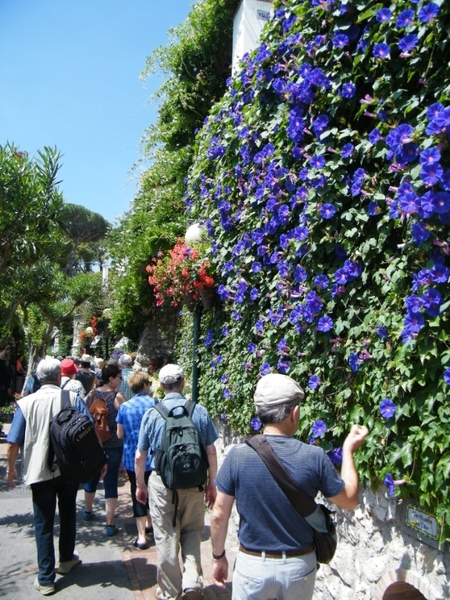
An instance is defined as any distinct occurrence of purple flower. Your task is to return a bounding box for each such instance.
[221,327,229,337]
[349,353,361,372]
[251,417,262,431]
[247,342,257,353]
[312,114,329,138]
[319,203,336,219]
[396,9,415,28]
[314,274,329,289]
[369,128,383,144]
[384,473,395,497]
[260,362,271,376]
[443,367,450,385]
[422,288,443,317]
[341,143,354,157]
[411,221,430,245]
[312,419,327,437]
[317,316,334,332]
[418,3,439,23]
[380,398,396,419]
[327,447,343,466]
[340,83,356,99]
[220,412,228,423]
[368,201,380,216]
[421,163,443,186]
[250,288,260,301]
[377,326,389,339]
[376,8,392,22]
[308,375,321,389]
[293,266,307,282]
[432,192,450,214]
[251,261,262,273]
[405,294,423,314]
[204,330,214,347]
[373,43,390,59]
[420,147,441,166]
[398,34,419,53]
[310,155,326,169]
[384,473,405,497]
[333,33,349,48]
[223,388,233,399]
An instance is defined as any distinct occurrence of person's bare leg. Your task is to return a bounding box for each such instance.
[105,497,117,526]
[84,491,95,513]
[136,516,147,545]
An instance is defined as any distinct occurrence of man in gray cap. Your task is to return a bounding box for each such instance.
[135,363,218,600]
[117,353,134,400]
[6,357,91,596]
[209,373,368,600]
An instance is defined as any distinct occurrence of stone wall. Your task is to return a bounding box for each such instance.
[214,421,449,600]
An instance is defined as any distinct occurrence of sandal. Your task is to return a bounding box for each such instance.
[132,538,149,550]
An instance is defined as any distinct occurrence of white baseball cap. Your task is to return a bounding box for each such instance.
[159,364,185,385]
[254,373,304,406]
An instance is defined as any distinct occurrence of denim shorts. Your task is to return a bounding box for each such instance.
[83,446,123,498]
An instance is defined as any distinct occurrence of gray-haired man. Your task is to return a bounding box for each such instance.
[210,373,368,600]
[6,357,91,596]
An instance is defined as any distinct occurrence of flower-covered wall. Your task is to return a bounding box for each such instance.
[182,0,450,543]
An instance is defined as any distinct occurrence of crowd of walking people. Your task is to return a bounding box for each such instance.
[3,346,368,600]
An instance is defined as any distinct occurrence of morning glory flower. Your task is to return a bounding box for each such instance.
[327,447,343,466]
[396,9,415,28]
[377,326,389,339]
[333,33,349,48]
[384,473,405,497]
[432,192,450,214]
[308,375,321,389]
[341,143,354,157]
[369,128,383,144]
[220,412,228,423]
[314,274,329,289]
[398,34,419,53]
[260,362,271,375]
[310,155,326,169]
[349,353,361,372]
[251,417,262,431]
[411,222,430,245]
[317,316,334,332]
[319,203,336,219]
[221,326,229,337]
[443,367,450,385]
[312,419,327,437]
[420,163,443,186]
[373,43,390,59]
[340,83,356,99]
[418,3,439,23]
[380,398,396,418]
[376,8,392,22]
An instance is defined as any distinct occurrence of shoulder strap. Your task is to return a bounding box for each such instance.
[154,402,170,420]
[246,435,317,518]
[60,389,72,410]
[61,379,69,390]
[185,399,196,417]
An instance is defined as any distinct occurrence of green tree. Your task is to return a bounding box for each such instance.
[107,0,240,339]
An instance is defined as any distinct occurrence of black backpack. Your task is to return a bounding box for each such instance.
[154,400,208,490]
[48,390,107,483]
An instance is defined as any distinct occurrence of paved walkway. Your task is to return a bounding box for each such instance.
[0,424,236,599]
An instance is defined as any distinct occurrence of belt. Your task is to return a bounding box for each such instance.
[239,544,314,559]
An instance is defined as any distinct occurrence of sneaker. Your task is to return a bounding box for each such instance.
[33,576,55,596]
[182,589,205,600]
[82,509,93,521]
[57,551,80,574]
[106,524,119,536]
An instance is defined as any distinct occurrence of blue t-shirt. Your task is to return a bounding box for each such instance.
[137,392,218,469]
[116,393,156,471]
[215,435,344,552]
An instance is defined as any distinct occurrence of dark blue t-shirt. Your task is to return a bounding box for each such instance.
[215,435,344,552]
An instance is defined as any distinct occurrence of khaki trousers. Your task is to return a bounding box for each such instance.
[149,471,205,600]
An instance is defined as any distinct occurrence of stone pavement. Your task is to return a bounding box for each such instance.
[0,424,236,600]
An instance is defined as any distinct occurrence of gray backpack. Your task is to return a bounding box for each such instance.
[154,401,208,490]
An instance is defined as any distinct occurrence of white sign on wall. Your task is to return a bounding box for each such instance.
[232,0,273,73]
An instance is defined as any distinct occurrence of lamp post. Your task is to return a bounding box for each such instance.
[185,223,204,403]
[84,326,94,355]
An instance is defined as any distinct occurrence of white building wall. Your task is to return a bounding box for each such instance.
[232,0,273,73]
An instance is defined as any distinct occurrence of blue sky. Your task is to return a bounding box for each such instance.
[0,0,194,224]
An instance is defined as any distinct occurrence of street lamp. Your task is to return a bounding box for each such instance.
[84,326,94,354]
[185,223,204,403]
